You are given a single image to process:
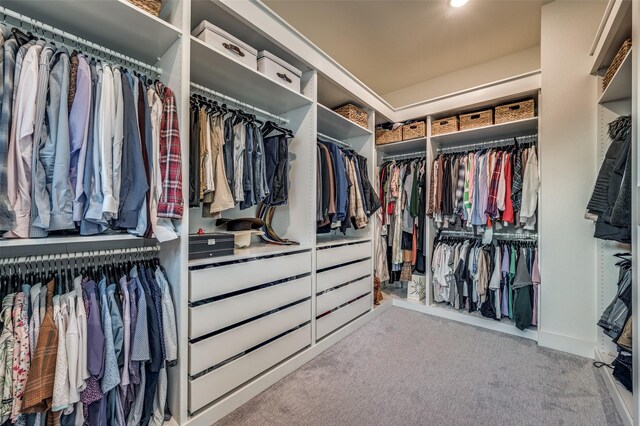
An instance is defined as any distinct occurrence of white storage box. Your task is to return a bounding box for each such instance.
[192,20,257,69]
[257,50,302,93]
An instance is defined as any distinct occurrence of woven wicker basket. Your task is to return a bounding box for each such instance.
[459,110,493,131]
[603,39,632,90]
[334,104,368,128]
[375,127,402,145]
[129,0,162,16]
[431,117,458,136]
[402,121,426,140]
[495,99,535,125]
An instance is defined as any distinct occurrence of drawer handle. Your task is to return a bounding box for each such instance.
[223,42,245,57]
[277,72,292,83]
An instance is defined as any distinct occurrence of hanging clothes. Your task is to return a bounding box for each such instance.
[189,96,292,216]
[316,139,380,233]
[0,254,178,425]
[375,158,426,284]
[0,33,182,242]
[431,234,538,330]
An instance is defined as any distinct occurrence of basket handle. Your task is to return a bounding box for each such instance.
[223,42,245,57]
[508,105,521,111]
[438,120,449,125]
[470,114,480,119]
[409,125,418,129]
[277,72,292,83]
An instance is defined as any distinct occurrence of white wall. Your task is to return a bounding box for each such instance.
[538,0,603,358]
[382,46,540,108]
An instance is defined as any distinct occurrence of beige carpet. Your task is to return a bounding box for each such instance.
[217,306,623,426]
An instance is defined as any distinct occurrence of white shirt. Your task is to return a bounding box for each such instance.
[99,64,117,217]
[520,148,540,230]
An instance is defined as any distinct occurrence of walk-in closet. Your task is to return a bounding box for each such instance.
[0,0,636,425]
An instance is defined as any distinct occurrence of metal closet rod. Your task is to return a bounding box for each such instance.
[1,245,160,266]
[317,132,351,149]
[190,82,290,125]
[0,6,162,76]
[439,229,538,240]
[438,133,537,154]
[382,151,426,161]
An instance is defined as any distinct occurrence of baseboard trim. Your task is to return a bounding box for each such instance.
[185,302,392,426]
[537,330,596,358]
[392,299,539,341]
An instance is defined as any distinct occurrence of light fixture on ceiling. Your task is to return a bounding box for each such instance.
[449,0,469,7]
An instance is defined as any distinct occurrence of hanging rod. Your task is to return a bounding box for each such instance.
[382,151,426,162]
[0,6,162,76]
[317,132,351,149]
[438,229,538,241]
[438,133,537,154]
[190,82,290,125]
[2,245,160,266]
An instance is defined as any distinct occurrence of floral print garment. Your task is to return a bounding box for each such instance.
[11,293,30,422]
[0,293,15,423]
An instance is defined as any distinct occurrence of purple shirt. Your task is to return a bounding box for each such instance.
[70,55,92,221]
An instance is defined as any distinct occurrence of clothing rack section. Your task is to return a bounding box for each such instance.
[381,152,426,162]
[0,244,178,425]
[190,83,289,125]
[438,229,538,241]
[187,250,312,414]
[0,10,183,243]
[0,6,161,76]
[428,135,539,231]
[437,134,537,154]
[316,139,380,234]
[316,240,374,339]
[431,234,539,331]
[189,88,295,217]
[376,157,427,288]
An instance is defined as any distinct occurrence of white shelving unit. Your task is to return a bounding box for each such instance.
[191,37,313,115]
[430,117,538,146]
[1,0,182,65]
[376,137,427,156]
[317,104,372,140]
[598,48,632,105]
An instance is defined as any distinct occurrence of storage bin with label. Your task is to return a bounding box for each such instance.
[257,50,302,93]
[192,20,258,69]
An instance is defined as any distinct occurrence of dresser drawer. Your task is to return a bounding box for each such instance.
[189,275,311,339]
[316,294,371,340]
[316,241,371,270]
[316,259,371,293]
[189,251,311,302]
[188,324,311,413]
[189,300,311,375]
[317,277,371,315]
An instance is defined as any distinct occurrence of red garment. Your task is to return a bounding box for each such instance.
[502,153,515,224]
[156,82,184,220]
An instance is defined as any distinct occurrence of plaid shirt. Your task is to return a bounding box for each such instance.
[156,82,183,219]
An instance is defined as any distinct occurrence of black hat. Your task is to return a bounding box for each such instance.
[216,218,265,231]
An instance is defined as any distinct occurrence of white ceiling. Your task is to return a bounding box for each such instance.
[263,0,542,96]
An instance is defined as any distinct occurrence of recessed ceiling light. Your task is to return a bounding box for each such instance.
[449,0,469,7]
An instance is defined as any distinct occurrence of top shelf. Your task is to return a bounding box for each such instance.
[191,36,313,116]
[430,117,538,147]
[590,0,631,74]
[1,0,182,66]
[598,48,631,105]
[317,104,372,140]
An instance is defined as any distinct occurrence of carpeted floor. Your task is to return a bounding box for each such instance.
[216,306,623,426]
